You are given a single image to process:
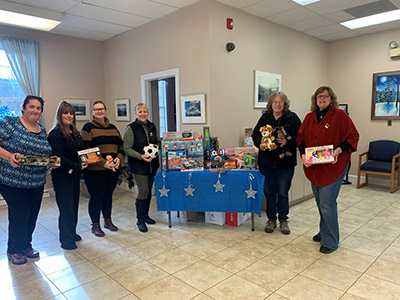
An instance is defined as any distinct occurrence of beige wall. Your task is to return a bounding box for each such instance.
[0,25,104,131]
[328,28,400,173]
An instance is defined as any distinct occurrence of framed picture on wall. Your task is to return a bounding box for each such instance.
[64,99,91,121]
[254,70,282,108]
[181,94,206,124]
[371,70,400,120]
[114,98,130,122]
[338,104,348,114]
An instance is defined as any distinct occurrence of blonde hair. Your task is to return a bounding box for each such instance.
[265,92,290,114]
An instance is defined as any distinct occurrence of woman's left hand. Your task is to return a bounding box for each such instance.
[113,157,120,169]
[276,138,287,145]
[332,148,340,164]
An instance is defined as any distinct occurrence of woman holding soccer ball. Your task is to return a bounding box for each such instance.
[124,103,160,233]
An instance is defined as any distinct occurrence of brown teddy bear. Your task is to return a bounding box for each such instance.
[273,126,292,159]
[259,125,277,151]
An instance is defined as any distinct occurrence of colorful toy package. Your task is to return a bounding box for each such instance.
[305,145,334,164]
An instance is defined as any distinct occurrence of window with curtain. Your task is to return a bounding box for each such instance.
[0,44,25,120]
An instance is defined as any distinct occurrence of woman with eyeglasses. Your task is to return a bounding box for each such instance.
[81,101,123,237]
[48,101,88,250]
[252,92,301,236]
[297,86,359,254]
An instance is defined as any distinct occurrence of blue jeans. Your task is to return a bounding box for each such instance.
[312,164,349,250]
[259,166,294,222]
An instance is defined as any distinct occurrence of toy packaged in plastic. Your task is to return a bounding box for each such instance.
[305,145,334,164]
[180,156,204,171]
[166,149,187,171]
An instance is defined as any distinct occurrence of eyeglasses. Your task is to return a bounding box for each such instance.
[317,95,330,99]
[93,108,105,112]
[272,101,284,105]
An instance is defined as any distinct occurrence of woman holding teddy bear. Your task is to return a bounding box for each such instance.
[252,92,301,235]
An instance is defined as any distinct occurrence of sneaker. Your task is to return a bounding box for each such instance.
[22,247,40,259]
[264,220,277,233]
[7,253,27,265]
[280,221,290,235]
[313,234,321,242]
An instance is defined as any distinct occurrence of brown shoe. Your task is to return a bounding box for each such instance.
[91,223,105,237]
[7,253,27,265]
[22,247,40,258]
[104,218,118,231]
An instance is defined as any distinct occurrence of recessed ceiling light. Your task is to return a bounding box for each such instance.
[292,0,321,5]
[341,9,400,30]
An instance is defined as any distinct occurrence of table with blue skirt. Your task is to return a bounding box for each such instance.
[155,170,265,231]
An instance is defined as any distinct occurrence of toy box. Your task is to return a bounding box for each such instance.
[161,140,203,170]
[77,147,102,164]
[166,149,187,171]
[16,155,61,167]
[181,130,194,141]
[162,131,181,141]
[180,156,204,171]
[205,212,226,225]
[203,126,210,148]
[226,212,250,227]
[305,145,334,164]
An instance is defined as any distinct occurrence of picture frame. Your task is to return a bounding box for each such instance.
[254,70,282,108]
[371,71,400,120]
[114,98,130,122]
[181,94,206,124]
[338,104,348,114]
[64,99,91,121]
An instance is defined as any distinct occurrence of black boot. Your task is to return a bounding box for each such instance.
[144,194,156,225]
[136,199,148,233]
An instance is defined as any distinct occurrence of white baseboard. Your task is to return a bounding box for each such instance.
[348,174,392,187]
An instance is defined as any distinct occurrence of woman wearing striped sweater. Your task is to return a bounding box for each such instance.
[81,100,124,237]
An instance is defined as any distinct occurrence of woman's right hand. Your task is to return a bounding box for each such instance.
[8,153,20,168]
[81,162,88,170]
[141,154,152,162]
[301,154,312,168]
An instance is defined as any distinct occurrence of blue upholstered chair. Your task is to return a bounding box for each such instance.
[357,140,400,193]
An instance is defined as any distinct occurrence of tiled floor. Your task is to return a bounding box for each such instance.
[1,183,400,300]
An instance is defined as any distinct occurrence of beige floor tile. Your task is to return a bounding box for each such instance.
[265,294,290,300]
[178,237,227,259]
[63,276,130,300]
[90,248,143,274]
[319,247,376,273]
[0,259,45,290]
[46,261,106,292]
[134,275,199,300]
[276,274,344,300]
[191,294,214,300]
[237,260,296,292]
[106,230,153,248]
[339,293,366,300]
[111,261,168,292]
[285,236,323,258]
[380,245,400,264]
[351,225,399,243]
[204,248,258,273]
[347,274,400,300]
[118,294,140,300]
[174,261,231,291]
[263,247,318,273]
[0,276,61,300]
[393,236,400,248]
[365,258,400,285]
[205,275,271,300]
[155,228,199,246]
[75,238,122,260]
[33,251,87,275]
[230,236,277,259]
[207,229,249,247]
[147,248,200,273]
[301,259,362,291]
[340,234,391,256]
[127,237,175,259]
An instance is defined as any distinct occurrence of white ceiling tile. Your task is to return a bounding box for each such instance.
[389,0,400,8]
[5,0,80,12]
[305,23,348,37]
[243,0,300,17]
[62,14,133,35]
[319,30,360,41]
[150,0,200,9]
[214,0,261,8]
[266,6,318,25]
[307,0,378,14]
[324,10,354,23]
[286,16,334,31]
[67,2,152,27]
[82,0,176,18]
[51,25,115,41]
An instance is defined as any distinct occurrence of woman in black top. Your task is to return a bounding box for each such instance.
[48,101,87,250]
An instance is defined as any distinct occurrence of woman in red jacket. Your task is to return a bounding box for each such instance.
[297,86,359,254]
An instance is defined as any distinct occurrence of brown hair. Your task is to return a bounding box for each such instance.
[54,101,79,138]
[265,92,290,114]
[310,86,338,111]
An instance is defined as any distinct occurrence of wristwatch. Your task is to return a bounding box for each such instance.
[337,147,343,154]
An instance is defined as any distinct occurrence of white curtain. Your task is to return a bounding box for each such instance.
[0,36,40,96]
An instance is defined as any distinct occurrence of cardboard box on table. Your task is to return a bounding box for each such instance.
[226,212,250,226]
[161,140,203,170]
[205,212,226,225]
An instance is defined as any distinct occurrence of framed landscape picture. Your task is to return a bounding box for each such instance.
[114,98,130,122]
[181,94,206,124]
[254,70,282,108]
[65,99,90,121]
[371,71,400,120]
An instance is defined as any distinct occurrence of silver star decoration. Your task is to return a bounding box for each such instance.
[184,185,195,196]
[159,186,170,197]
[245,185,257,199]
[214,180,225,192]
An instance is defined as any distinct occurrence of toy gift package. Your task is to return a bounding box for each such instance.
[305,145,334,164]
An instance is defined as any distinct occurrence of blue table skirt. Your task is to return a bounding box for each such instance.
[155,170,265,214]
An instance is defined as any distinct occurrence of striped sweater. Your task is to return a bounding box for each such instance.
[81,118,124,171]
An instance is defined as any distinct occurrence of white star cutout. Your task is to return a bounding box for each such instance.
[184,185,195,196]
[158,186,170,197]
[245,186,257,199]
[214,180,225,192]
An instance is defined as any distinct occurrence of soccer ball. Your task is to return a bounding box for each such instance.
[143,144,159,159]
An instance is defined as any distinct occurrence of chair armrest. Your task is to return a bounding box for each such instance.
[358,151,369,158]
